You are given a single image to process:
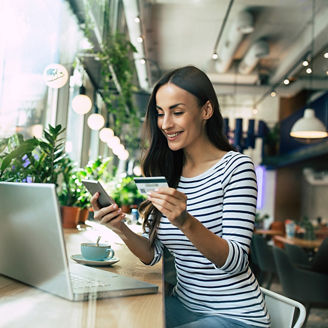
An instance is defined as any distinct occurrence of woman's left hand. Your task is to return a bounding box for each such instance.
[147,188,190,228]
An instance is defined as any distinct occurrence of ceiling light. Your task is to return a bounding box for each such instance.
[137,36,143,43]
[290,108,327,139]
[134,16,140,23]
[99,127,114,143]
[302,60,309,67]
[306,67,312,74]
[323,52,328,59]
[140,58,146,64]
[270,91,277,97]
[87,113,105,131]
[283,78,290,85]
[107,136,120,149]
[71,86,92,115]
[87,103,105,131]
[43,63,69,88]
[212,53,218,60]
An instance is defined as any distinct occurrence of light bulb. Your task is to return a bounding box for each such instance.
[133,165,142,176]
[118,149,129,161]
[72,95,92,115]
[87,113,105,130]
[43,63,69,88]
[99,127,114,142]
[212,53,218,60]
[306,67,312,74]
[107,136,120,148]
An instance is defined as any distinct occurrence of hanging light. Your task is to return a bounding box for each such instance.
[99,112,114,142]
[87,102,105,131]
[290,0,327,141]
[72,85,92,115]
[107,136,120,149]
[290,109,327,139]
[43,63,69,88]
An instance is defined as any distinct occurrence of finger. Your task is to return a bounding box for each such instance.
[90,192,101,210]
[148,191,177,208]
[94,203,118,220]
[100,210,125,225]
[153,188,187,202]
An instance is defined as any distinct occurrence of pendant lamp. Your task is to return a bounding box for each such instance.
[290,0,327,141]
[99,112,114,142]
[72,85,92,115]
[290,108,327,139]
[87,103,105,131]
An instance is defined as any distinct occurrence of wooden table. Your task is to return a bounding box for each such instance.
[273,235,324,250]
[254,229,284,236]
[0,222,164,328]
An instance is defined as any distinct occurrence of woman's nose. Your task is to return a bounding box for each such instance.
[161,114,173,130]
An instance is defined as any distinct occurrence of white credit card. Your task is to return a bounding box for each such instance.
[134,176,168,195]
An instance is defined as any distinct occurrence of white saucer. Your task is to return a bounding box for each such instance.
[71,254,120,266]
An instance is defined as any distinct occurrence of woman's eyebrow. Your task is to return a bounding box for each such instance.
[156,103,185,110]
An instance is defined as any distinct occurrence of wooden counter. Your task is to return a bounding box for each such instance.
[273,235,324,250]
[0,222,164,328]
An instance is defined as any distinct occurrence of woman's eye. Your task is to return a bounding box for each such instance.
[157,112,164,117]
[174,112,184,116]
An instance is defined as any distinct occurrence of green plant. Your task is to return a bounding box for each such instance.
[254,213,270,229]
[264,123,280,157]
[0,124,66,185]
[112,176,145,207]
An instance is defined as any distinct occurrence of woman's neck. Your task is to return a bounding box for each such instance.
[182,142,227,178]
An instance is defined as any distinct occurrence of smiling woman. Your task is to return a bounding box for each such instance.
[90,66,270,327]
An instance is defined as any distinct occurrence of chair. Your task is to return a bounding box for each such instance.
[261,287,306,328]
[272,246,328,325]
[270,221,286,248]
[251,234,277,289]
[311,237,328,274]
[284,243,312,269]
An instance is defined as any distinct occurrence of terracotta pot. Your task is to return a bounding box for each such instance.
[78,208,90,224]
[61,206,80,228]
[121,204,131,214]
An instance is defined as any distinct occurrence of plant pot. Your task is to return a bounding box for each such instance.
[121,204,131,214]
[61,206,81,228]
[78,208,90,224]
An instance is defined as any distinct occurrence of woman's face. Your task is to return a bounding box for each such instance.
[155,83,210,152]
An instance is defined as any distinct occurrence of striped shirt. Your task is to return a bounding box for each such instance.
[144,151,270,327]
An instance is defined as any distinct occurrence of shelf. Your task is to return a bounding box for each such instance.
[262,140,328,169]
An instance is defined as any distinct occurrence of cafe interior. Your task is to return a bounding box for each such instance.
[0,0,328,327]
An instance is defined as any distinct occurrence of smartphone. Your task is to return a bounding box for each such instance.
[133,176,168,195]
[82,179,115,208]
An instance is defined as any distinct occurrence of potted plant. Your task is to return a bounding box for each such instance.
[112,176,145,213]
[254,213,270,230]
[263,123,280,157]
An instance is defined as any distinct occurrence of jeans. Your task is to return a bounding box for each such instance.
[165,295,258,328]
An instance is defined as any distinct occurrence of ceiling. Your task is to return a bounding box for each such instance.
[137,0,328,110]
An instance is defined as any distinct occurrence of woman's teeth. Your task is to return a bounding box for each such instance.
[167,132,179,137]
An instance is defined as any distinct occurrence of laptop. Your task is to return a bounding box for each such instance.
[0,182,158,301]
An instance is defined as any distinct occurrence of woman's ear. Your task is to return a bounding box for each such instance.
[202,101,214,120]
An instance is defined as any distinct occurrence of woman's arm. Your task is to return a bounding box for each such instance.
[147,189,229,267]
[91,193,155,264]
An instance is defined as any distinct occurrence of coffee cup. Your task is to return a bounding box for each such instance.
[81,242,115,261]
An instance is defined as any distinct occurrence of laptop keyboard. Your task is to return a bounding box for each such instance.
[70,273,112,289]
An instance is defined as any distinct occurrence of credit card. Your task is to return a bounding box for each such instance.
[134,176,168,195]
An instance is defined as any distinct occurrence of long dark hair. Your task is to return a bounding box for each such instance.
[139,65,234,244]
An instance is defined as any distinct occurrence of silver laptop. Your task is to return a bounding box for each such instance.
[0,182,158,301]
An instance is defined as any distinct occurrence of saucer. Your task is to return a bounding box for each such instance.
[71,254,120,266]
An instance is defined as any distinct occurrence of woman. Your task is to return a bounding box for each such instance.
[91,66,270,327]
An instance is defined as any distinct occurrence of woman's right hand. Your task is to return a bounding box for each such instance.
[91,192,126,233]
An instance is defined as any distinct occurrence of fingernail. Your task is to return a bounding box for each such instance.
[118,208,121,213]
[113,204,118,209]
